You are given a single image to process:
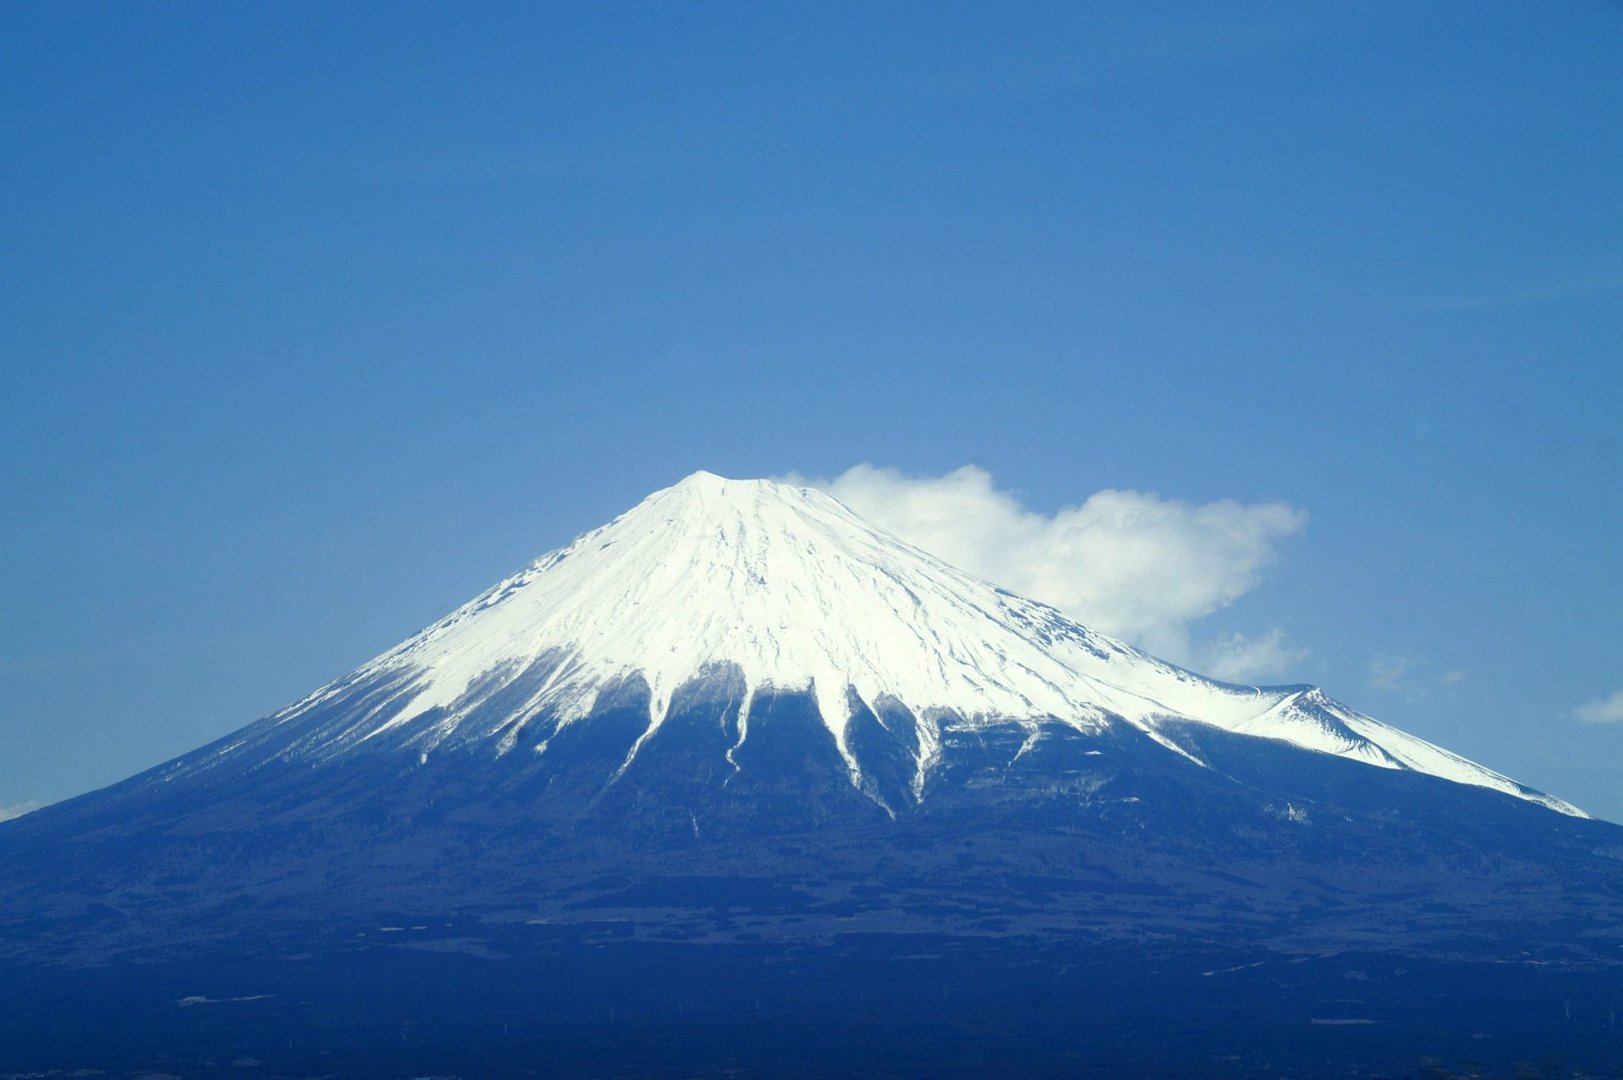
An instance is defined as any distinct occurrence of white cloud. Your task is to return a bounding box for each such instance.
[1574,690,1623,724]
[1200,629,1310,684]
[1367,652,1422,691]
[1366,656,1471,696]
[791,464,1307,670]
[0,801,40,823]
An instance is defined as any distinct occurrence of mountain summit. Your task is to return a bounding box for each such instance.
[192,470,1577,816]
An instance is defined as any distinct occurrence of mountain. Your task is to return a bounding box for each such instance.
[67,470,1587,814]
[3,471,1620,1079]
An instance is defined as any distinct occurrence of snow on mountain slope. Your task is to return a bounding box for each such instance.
[234,471,1582,817]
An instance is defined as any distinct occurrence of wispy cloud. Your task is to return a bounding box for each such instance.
[1574,690,1623,724]
[0,801,41,823]
[790,464,1307,673]
[1420,273,1623,313]
[1201,629,1310,685]
[0,654,103,677]
[1368,652,1423,692]
[1367,655,1477,696]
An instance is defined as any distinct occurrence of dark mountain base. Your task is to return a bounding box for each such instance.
[6,700,1621,968]
[4,926,1621,1079]
[6,693,1622,1078]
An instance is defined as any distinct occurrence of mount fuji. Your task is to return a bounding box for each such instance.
[3,472,1620,1078]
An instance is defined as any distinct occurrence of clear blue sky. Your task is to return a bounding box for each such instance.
[4,2,1621,820]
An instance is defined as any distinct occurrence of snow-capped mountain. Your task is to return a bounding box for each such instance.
[179,470,1578,816]
[4,470,1618,985]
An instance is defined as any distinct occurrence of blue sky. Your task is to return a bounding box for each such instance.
[3,2,1621,820]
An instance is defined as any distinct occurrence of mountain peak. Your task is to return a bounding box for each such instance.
[670,468,753,487]
[647,470,832,522]
[665,468,752,495]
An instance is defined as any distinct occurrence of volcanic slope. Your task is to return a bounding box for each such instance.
[1,471,1616,970]
[157,470,1579,815]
